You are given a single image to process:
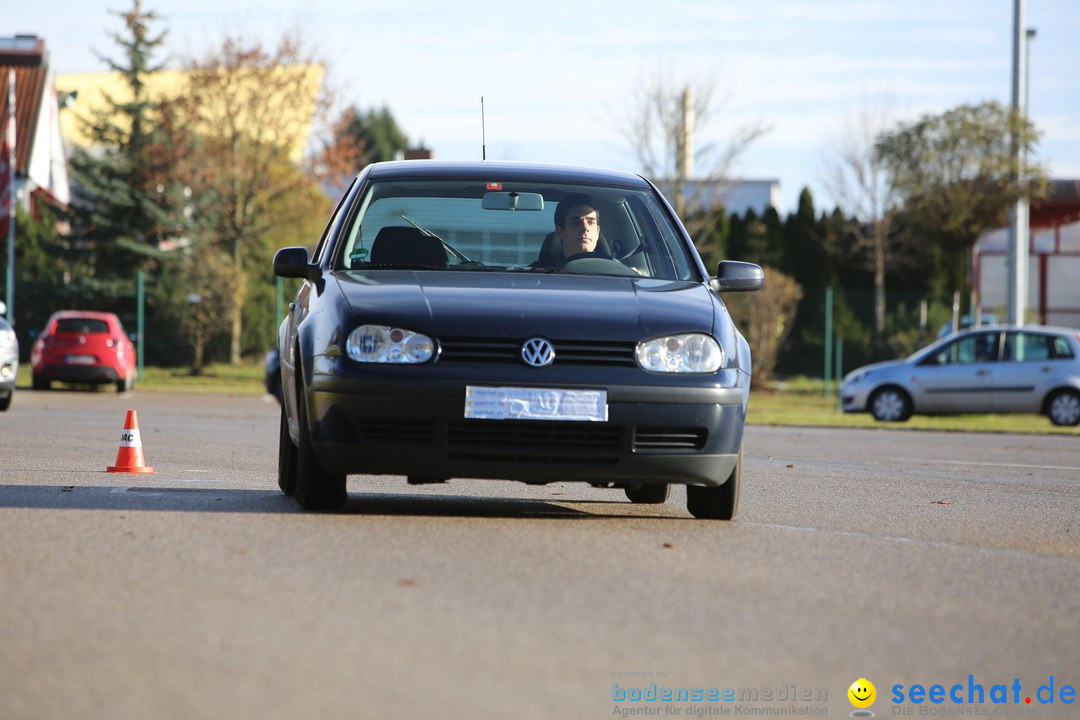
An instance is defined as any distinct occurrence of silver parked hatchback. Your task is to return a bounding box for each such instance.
[842,325,1080,426]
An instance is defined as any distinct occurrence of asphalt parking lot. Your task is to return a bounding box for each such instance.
[1,390,1077,720]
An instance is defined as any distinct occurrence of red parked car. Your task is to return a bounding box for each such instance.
[31,311,137,393]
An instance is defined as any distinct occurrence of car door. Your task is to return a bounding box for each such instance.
[911,331,1000,413]
[994,331,1057,412]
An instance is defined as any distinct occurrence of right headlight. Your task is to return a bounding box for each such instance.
[635,333,723,373]
[346,324,434,364]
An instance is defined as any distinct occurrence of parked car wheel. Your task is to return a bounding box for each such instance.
[624,483,670,504]
[32,375,50,391]
[0,393,11,411]
[293,388,347,511]
[116,373,134,393]
[277,403,298,496]
[685,446,741,520]
[870,386,912,422]
[1047,389,1080,426]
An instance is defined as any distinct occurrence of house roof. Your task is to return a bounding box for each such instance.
[1031,179,1080,227]
[0,36,47,175]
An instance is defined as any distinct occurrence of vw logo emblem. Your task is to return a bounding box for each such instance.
[521,337,555,367]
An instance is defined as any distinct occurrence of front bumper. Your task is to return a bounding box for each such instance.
[840,382,869,413]
[306,366,748,487]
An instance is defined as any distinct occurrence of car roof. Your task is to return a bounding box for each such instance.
[360,160,653,189]
[953,324,1080,336]
[48,310,121,323]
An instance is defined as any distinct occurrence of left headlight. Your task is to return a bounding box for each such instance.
[346,324,434,364]
[843,370,867,385]
[635,333,723,373]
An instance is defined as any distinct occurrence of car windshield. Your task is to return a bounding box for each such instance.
[335,179,699,281]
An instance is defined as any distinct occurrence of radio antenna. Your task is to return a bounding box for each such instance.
[481,96,486,160]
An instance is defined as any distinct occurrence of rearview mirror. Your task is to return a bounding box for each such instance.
[482,192,544,211]
[711,261,764,292]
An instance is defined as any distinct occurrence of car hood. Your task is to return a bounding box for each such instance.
[846,359,907,380]
[333,271,717,339]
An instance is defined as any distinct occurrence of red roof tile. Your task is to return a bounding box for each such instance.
[0,47,47,176]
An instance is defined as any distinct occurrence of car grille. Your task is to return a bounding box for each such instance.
[446,420,623,464]
[355,419,710,460]
[437,337,637,367]
[633,426,708,451]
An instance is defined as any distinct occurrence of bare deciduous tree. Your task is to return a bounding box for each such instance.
[621,71,768,245]
[821,96,897,335]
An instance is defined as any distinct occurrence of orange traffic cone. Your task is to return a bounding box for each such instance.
[107,409,155,474]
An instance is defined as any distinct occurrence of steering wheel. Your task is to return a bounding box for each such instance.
[559,253,640,277]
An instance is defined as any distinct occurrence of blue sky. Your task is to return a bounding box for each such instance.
[11,0,1080,213]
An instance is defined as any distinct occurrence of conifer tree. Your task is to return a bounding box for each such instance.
[66,0,181,300]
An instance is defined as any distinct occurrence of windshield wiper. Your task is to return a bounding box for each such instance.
[399,214,474,264]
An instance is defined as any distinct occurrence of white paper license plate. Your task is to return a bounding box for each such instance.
[464,386,608,422]
[64,355,96,365]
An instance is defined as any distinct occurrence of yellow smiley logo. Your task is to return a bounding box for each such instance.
[848,678,876,709]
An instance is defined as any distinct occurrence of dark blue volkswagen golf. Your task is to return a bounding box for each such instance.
[273,161,762,518]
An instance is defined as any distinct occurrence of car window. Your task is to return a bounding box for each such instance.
[56,319,110,334]
[1052,336,1075,359]
[334,179,700,281]
[925,332,1000,366]
[1002,332,1052,362]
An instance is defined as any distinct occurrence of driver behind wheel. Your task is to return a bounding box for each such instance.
[534,193,640,273]
[554,193,603,259]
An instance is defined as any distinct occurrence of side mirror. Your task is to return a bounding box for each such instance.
[711,261,764,292]
[273,247,321,282]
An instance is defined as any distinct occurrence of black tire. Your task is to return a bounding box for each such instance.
[116,374,134,393]
[0,392,11,411]
[293,389,347,511]
[1047,388,1080,427]
[686,445,742,520]
[869,386,912,422]
[32,375,50,391]
[624,483,670,504]
[277,402,298,496]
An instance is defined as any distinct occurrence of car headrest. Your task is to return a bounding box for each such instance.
[370,226,447,268]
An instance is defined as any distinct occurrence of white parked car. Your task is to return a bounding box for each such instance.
[0,301,16,411]
[842,325,1080,426]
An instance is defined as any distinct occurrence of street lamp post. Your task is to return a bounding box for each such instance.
[1006,0,1030,326]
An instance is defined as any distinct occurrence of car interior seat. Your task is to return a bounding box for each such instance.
[370,226,448,268]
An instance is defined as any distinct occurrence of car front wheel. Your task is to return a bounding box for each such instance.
[869,386,912,422]
[686,446,741,521]
[1047,389,1080,426]
[293,389,347,511]
[277,403,298,496]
